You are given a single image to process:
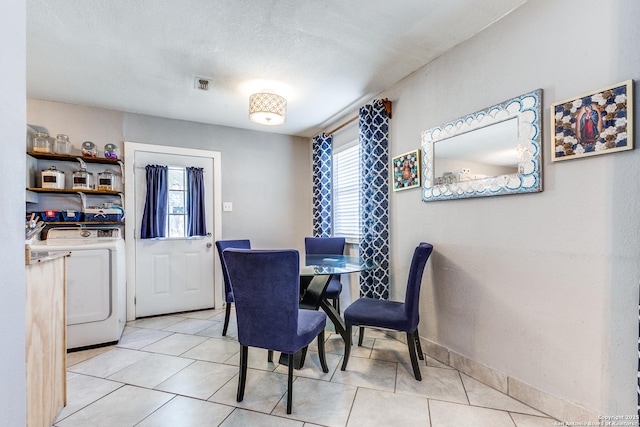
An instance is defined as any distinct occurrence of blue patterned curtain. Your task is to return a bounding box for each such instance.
[140,164,168,239]
[186,167,207,237]
[359,100,390,299]
[312,133,333,237]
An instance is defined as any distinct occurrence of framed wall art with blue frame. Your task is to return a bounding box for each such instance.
[392,149,421,191]
[550,80,634,162]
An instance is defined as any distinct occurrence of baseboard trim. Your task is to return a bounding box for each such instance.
[418,337,599,423]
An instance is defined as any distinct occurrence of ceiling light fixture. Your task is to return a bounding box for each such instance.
[249,90,287,126]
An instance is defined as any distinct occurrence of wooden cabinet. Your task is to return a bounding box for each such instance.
[25,254,67,427]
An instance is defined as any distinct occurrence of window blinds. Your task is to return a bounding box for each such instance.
[332,143,360,239]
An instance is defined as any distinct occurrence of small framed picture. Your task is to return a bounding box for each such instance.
[550,80,633,162]
[392,149,421,191]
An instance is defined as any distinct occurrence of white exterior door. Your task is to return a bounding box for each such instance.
[124,143,222,319]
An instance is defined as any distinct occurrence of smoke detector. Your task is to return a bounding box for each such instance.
[194,77,211,91]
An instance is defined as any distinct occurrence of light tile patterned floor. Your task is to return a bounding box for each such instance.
[55,308,558,427]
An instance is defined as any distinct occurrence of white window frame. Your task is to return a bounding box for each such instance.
[332,139,360,243]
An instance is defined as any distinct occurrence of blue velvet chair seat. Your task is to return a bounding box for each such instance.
[342,298,408,331]
[323,278,342,299]
[293,310,327,353]
[225,290,233,303]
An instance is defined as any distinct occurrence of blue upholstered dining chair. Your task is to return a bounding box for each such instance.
[222,248,329,414]
[341,242,433,381]
[304,237,346,313]
[215,239,251,336]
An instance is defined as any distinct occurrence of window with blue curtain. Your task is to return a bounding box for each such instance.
[312,99,390,299]
[141,164,206,239]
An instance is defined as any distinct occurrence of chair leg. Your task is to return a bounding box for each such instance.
[237,345,248,401]
[406,332,422,381]
[286,353,294,414]
[299,346,308,368]
[317,329,328,373]
[341,325,352,371]
[334,298,340,314]
[267,350,273,363]
[222,303,232,336]
[414,329,424,360]
[358,326,364,346]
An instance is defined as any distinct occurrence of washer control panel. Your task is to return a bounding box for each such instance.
[44,227,121,240]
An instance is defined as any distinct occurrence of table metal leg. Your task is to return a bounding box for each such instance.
[299,275,331,310]
[279,275,332,369]
[319,298,348,345]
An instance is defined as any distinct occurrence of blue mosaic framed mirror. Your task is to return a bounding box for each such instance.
[421,89,542,201]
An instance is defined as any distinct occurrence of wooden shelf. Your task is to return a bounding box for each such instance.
[27,187,122,196]
[27,151,122,165]
[26,149,125,227]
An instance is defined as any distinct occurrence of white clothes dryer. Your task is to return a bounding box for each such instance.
[31,227,126,350]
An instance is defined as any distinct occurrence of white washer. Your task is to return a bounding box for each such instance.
[31,227,126,350]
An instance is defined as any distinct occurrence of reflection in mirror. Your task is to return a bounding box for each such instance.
[434,118,518,184]
[422,89,542,201]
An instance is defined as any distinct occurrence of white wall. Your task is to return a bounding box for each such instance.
[27,100,312,254]
[366,0,638,415]
[0,0,26,424]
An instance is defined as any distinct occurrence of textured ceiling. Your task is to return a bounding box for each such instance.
[27,0,525,137]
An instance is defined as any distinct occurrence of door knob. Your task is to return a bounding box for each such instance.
[206,243,213,248]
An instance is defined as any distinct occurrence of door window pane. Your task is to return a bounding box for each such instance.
[167,167,187,237]
[168,168,185,190]
[168,214,185,238]
[168,190,185,214]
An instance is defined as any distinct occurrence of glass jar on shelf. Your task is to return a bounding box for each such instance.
[54,134,71,155]
[104,143,119,160]
[82,141,97,157]
[33,132,52,153]
[97,170,119,191]
[41,166,65,189]
[72,167,91,190]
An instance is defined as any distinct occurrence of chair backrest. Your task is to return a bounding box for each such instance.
[222,249,301,353]
[215,239,251,302]
[404,242,434,330]
[304,237,345,255]
[305,237,346,282]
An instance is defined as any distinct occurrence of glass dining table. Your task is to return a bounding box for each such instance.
[281,254,376,369]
